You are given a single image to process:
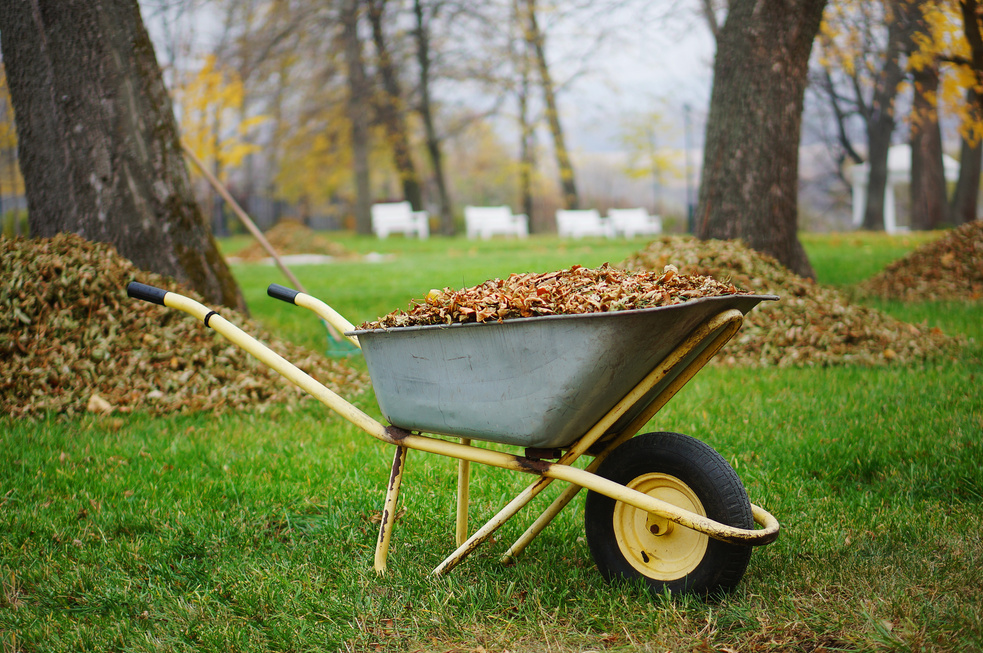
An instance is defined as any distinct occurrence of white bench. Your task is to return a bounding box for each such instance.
[607,208,662,238]
[371,202,429,239]
[464,206,529,239]
[555,209,612,238]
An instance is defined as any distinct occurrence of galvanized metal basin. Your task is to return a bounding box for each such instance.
[350,294,777,449]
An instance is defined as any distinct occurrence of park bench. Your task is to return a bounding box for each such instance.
[607,208,662,238]
[371,202,430,239]
[464,206,529,239]
[555,209,613,238]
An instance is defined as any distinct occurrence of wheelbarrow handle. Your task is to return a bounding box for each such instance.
[267,283,301,305]
[127,281,168,306]
[266,284,361,349]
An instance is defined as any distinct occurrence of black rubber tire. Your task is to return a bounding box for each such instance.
[584,432,754,597]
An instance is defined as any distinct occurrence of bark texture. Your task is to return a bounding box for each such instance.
[0,0,245,311]
[909,63,947,230]
[696,0,826,279]
[950,90,982,225]
[414,0,454,235]
[861,3,912,231]
[368,0,423,212]
[523,0,579,210]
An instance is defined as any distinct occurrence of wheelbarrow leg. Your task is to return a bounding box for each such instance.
[456,439,471,548]
[374,444,409,575]
[432,475,554,576]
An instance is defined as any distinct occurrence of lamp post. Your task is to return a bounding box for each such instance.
[683,103,694,234]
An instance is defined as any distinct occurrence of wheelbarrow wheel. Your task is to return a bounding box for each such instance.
[584,432,753,597]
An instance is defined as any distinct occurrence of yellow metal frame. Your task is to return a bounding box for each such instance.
[150,288,780,577]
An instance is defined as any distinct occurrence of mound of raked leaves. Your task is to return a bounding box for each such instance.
[231,219,350,262]
[620,237,962,367]
[1,234,366,418]
[858,220,983,301]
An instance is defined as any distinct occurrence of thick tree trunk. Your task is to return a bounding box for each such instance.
[342,0,373,235]
[523,0,579,210]
[950,88,982,225]
[909,64,947,230]
[696,0,825,279]
[367,0,423,212]
[0,0,245,311]
[413,0,454,235]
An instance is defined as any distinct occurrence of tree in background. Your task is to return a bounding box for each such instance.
[813,0,917,232]
[0,65,26,236]
[175,54,267,234]
[0,0,245,311]
[342,0,374,235]
[368,0,424,212]
[697,0,827,279]
[521,0,579,210]
[915,0,983,225]
[413,0,455,235]
[618,108,680,216]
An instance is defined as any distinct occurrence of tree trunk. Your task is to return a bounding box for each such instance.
[696,0,825,279]
[367,0,423,212]
[863,0,915,231]
[0,0,245,311]
[518,33,536,231]
[413,0,454,235]
[523,0,579,210]
[950,88,982,225]
[909,63,947,230]
[342,0,373,235]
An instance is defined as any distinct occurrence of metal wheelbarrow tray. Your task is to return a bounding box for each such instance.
[353,294,773,449]
[125,281,781,597]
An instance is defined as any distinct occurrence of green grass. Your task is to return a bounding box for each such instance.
[3,232,982,652]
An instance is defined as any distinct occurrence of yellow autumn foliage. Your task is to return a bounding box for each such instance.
[0,65,25,197]
[173,55,269,179]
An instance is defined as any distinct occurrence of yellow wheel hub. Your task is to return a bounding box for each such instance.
[613,473,708,580]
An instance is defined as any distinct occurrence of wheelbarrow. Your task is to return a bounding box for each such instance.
[125,280,780,596]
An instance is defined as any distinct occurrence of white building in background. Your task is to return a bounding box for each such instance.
[849,144,960,233]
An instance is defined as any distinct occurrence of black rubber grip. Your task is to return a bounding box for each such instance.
[127,281,168,306]
[267,284,300,304]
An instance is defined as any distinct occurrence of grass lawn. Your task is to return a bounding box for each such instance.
[2,232,981,652]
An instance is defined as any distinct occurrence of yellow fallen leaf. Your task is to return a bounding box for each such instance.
[86,393,113,414]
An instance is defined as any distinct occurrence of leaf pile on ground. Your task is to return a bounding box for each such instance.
[620,237,963,367]
[357,263,749,329]
[231,219,351,261]
[1,233,367,419]
[857,220,983,301]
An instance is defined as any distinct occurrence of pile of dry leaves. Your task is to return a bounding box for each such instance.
[621,237,963,367]
[358,263,748,329]
[1,233,366,418]
[231,219,350,262]
[857,221,983,301]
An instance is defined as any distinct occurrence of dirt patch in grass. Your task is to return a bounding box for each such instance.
[857,220,983,301]
[1,233,367,418]
[620,237,962,367]
[230,219,351,262]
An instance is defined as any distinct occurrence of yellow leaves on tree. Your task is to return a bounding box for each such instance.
[820,1,983,144]
[909,1,983,145]
[173,55,268,180]
[0,64,26,198]
[618,110,681,186]
[274,109,354,206]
